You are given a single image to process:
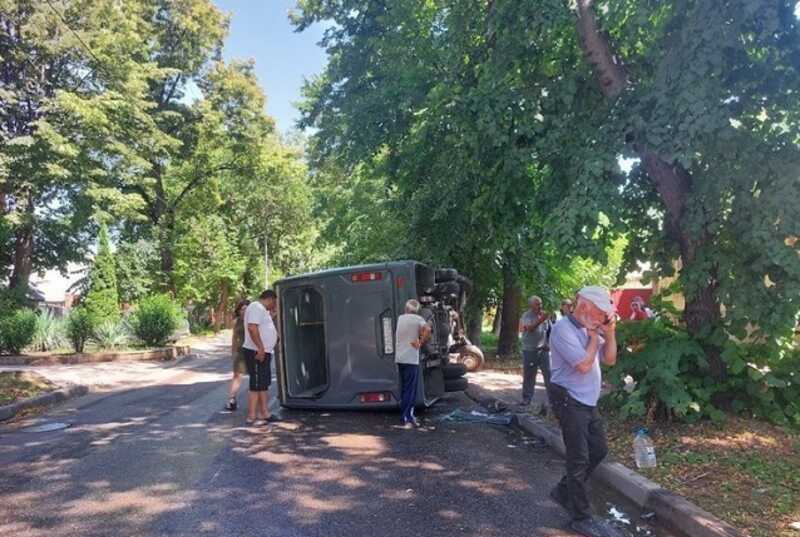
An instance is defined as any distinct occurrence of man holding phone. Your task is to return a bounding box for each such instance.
[519,295,551,406]
[547,286,618,537]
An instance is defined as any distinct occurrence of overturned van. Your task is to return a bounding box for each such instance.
[273,261,478,410]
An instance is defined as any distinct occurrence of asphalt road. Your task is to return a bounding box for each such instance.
[0,340,672,537]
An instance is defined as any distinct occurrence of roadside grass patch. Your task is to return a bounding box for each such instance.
[601,408,800,537]
[0,371,56,405]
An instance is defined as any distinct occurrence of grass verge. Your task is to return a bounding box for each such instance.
[601,407,800,537]
[0,371,56,406]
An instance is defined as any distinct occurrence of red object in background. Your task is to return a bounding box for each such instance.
[611,288,654,320]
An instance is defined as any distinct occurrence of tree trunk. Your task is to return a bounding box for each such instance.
[574,0,725,380]
[466,306,483,347]
[497,263,522,357]
[492,308,502,336]
[213,282,229,332]
[158,211,176,294]
[8,192,35,294]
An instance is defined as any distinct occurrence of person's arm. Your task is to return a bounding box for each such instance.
[247,323,265,360]
[411,322,432,349]
[551,323,599,375]
[599,319,617,366]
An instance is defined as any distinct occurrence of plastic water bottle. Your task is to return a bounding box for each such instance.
[633,428,657,469]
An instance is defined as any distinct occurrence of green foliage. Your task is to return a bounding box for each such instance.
[607,320,800,427]
[31,311,67,352]
[0,309,37,355]
[114,238,160,304]
[130,295,182,347]
[66,308,96,354]
[83,224,120,321]
[92,320,131,350]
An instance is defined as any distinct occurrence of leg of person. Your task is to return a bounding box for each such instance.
[252,356,268,420]
[521,350,536,404]
[559,398,594,521]
[536,349,552,414]
[399,364,415,424]
[408,364,420,426]
[244,349,258,422]
[226,372,241,410]
[585,408,609,477]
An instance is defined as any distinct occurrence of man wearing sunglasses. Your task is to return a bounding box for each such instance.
[547,286,618,537]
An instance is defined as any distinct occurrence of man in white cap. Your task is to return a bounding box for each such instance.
[547,285,618,537]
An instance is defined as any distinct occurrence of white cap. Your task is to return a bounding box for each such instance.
[577,285,615,316]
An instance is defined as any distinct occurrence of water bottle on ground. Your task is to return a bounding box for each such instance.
[633,427,657,469]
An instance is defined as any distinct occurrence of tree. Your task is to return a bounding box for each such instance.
[83,223,119,321]
[0,0,136,293]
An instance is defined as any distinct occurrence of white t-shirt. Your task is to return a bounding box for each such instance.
[242,301,277,353]
[395,313,428,365]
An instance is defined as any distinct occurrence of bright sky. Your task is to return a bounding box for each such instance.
[213,0,329,134]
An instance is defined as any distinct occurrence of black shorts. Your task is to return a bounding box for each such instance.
[243,348,272,392]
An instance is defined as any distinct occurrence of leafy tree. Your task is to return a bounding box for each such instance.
[114,238,161,305]
[83,223,119,321]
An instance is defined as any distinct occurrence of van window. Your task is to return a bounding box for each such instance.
[283,287,328,397]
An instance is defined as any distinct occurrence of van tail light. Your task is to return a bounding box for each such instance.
[351,271,383,283]
[360,391,392,403]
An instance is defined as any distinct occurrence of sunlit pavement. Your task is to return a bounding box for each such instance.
[0,340,674,537]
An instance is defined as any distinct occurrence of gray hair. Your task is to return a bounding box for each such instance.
[528,295,542,305]
[405,299,421,313]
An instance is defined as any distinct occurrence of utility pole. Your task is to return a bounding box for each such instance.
[264,236,270,288]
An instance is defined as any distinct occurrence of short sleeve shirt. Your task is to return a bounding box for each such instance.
[395,313,428,365]
[549,315,604,407]
[242,301,278,353]
[520,310,549,351]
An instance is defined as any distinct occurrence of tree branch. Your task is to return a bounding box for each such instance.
[575,0,627,100]
[170,160,241,211]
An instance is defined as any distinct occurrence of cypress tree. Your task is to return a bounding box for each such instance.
[84,224,120,321]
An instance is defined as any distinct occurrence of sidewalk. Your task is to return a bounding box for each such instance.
[0,332,231,392]
[466,369,549,410]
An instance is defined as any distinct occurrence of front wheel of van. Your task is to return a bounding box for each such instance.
[443,363,468,380]
[458,346,485,372]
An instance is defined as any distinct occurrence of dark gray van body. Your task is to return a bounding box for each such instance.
[274,261,449,410]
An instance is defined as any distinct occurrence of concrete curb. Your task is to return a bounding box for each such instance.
[0,345,192,366]
[0,383,89,422]
[465,384,744,537]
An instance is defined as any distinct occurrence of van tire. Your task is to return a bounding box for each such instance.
[458,345,485,372]
[443,363,467,380]
[444,377,469,392]
[435,268,458,282]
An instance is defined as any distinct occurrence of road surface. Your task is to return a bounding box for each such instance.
[0,338,672,537]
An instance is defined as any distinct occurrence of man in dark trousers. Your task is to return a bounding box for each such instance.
[548,286,619,537]
[518,295,551,407]
[394,299,432,429]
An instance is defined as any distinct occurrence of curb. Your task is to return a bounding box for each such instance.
[465,384,744,537]
[0,383,89,422]
[0,345,192,366]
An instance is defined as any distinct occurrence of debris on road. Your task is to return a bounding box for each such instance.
[439,408,513,425]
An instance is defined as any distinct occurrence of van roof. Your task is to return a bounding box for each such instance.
[274,260,425,285]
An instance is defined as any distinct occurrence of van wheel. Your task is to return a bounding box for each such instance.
[458,345,485,372]
[435,268,458,282]
[443,363,467,380]
[445,377,469,392]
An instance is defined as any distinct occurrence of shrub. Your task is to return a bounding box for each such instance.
[0,309,37,354]
[31,310,67,352]
[66,308,96,353]
[130,295,182,347]
[92,319,131,350]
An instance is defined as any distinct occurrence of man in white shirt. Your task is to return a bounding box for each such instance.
[242,289,278,425]
[395,299,432,429]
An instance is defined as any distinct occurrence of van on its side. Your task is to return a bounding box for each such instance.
[273,261,474,410]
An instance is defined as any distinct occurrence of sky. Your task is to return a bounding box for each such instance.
[213,0,329,134]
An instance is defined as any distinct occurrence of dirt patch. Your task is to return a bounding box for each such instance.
[603,412,800,537]
[0,371,57,405]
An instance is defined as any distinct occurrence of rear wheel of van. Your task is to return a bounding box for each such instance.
[443,363,467,380]
[435,268,458,282]
[458,345,485,372]
[444,377,469,392]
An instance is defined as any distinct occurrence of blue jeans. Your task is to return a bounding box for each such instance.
[398,363,419,423]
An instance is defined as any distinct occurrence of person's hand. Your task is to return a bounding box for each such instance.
[538,312,548,323]
[600,317,617,338]
[410,339,421,350]
[256,349,265,362]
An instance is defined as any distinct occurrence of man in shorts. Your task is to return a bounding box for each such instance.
[242,290,278,425]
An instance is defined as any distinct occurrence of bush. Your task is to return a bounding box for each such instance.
[130,295,182,347]
[92,319,131,350]
[31,310,67,352]
[66,308,96,353]
[0,309,37,354]
[84,223,120,321]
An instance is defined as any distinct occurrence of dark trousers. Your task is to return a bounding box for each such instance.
[398,363,419,423]
[243,349,272,392]
[521,348,551,403]
[549,383,608,520]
